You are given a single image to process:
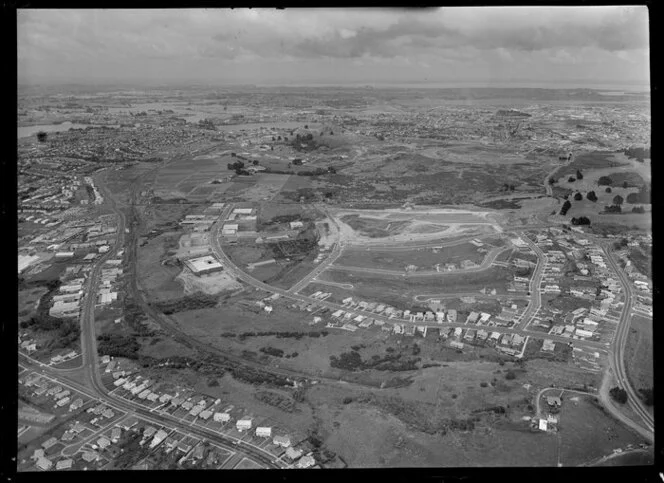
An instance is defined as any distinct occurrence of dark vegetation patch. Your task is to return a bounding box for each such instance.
[153,293,220,314]
[254,390,297,412]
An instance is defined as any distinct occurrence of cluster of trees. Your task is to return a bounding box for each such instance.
[571,216,591,225]
[227,160,245,172]
[559,199,572,216]
[154,293,219,315]
[259,346,299,358]
[609,386,628,404]
[329,349,420,372]
[598,176,614,186]
[97,334,141,359]
[501,183,516,191]
[604,205,622,213]
[632,206,646,213]
[223,330,329,340]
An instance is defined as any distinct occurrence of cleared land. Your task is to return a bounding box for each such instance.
[316,266,515,306]
[335,243,486,272]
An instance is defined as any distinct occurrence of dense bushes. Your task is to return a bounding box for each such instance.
[571,216,591,225]
[97,334,141,359]
[259,346,285,357]
[559,200,572,216]
[230,330,329,341]
[329,350,420,372]
[610,386,628,404]
[154,293,219,314]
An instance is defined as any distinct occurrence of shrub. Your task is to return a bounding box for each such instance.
[612,195,624,205]
[586,191,598,202]
[505,370,516,380]
[574,192,583,200]
[605,187,612,193]
[568,177,576,183]
[610,387,628,404]
[480,382,488,388]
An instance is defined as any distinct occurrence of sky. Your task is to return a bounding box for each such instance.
[17,7,650,88]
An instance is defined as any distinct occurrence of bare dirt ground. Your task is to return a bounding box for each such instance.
[331,207,502,246]
[176,267,243,295]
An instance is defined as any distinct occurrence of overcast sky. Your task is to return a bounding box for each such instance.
[17,7,650,88]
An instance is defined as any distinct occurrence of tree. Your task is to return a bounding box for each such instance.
[568,176,576,182]
[574,192,583,201]
[320,132,324,136]
[277,136,282,141]
[548,177,556,185]
[605,187,612,193]
[306,133,313,141]
[604,205,622,213]
[613,195,624,205]
[252,160,259,165]
[560,199,572,216]
[327,166,337,174]
[632,206,645,213]
[37,131,48,142]
[330,131,334,135]
[623,181,629,189]
[571,216,591,225]
[598,176,613,186]
[304,125,308,129]
[272,136,276,141]
[609,387,628,404]
[231,152,236,157]
[586,191,598,202]
[576,169,583,180]
[505,370,516,380]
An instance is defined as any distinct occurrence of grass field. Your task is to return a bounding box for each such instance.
[317,266,514,306]
[556,395,648,466]
[335,243,485,271]
[624,315,653,404]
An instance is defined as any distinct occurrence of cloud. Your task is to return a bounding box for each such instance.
[16,7,650,84]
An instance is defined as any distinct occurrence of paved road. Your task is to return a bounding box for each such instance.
[209,206,610,351]
[602,246,654,437]
[58,166,285,468]
[515,233,547,330]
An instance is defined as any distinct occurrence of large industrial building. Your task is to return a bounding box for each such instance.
[184,255,224,276]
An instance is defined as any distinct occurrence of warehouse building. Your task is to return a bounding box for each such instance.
[184,255,223,276]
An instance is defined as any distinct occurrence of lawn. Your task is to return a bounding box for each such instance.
[335,243,484,271]
[624,315,653,404]
[317,265,514,307]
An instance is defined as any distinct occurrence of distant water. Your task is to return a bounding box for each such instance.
[264,82,650,93]
[17,122,118,139]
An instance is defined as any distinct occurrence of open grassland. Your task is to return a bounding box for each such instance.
[624,315,653,409]
[302,352,633,467]
[335,243,485,271]
[317,266,514,306]
[555,395,648,465]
